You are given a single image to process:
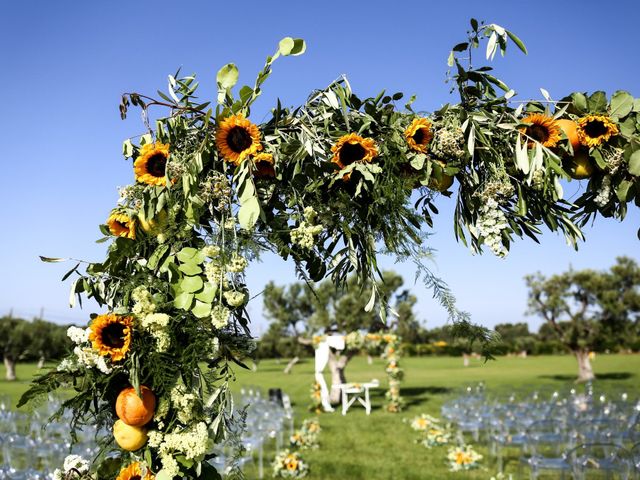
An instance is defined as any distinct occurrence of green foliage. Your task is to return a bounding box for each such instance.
[525,257,640,358]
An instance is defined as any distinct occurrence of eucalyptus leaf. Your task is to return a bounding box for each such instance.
[278,37,306,56]
[191,300,212,318]
[588,91,607,113]
[180,276,204,294]
[178,262,203,276]
[174,291,195,310]
[195,282,217,303]
[216,63,239,90]
[616,180,633,202]
[628,149,640,176]
[609,90,634,119]
[238,195,261,230]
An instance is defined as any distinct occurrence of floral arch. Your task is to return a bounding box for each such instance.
[20,19,640,480]
[310,331,403,414]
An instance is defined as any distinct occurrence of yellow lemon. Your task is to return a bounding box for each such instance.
[113,419,148,451]
[564,150,595,180]
[138,209,168,235]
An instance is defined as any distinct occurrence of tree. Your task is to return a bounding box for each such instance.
[0,316,34,381]
[27,319,71,368]
[525,257,640,382]
[494,323,536,355]
[262,271,418,402]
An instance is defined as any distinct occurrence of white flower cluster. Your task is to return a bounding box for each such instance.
[409,413,440,432]
[58,326,112,374]
[431,125,465,161]
[290,207,323,250]
[201,245,221,258]
[67,326,89,344]
[52,454,91,480]
[594,176,612,207]
[72,346,112,374]
[171,385,198,424]
[224,290,246,308]
[420,426,451,448]
[204,261,224,284]
[227,253,248,273]
[211,305,230,329]
[154,397,170,430]
[290,222,323,250]
[272,450,309,478]
[530,169,545,191]
[447,444,483,471]
[149,423,210,479]
[476,198,509,257]
[166,159,186,178]
[141,313,171,352]
[200,172,232,210]
[344,331,364,350]
[605,147,624,174]
[224,217,236,230]
[132,286,156,316]
[117,184,144,205]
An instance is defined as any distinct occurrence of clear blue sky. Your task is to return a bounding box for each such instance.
[1,0,639,336]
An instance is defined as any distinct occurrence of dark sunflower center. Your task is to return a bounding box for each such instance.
[116,221,129,231]
[339,142,366,166]
[583,120,608,138]
[527,124,549,143]
[227,127,253,153]
[413,128,427,145]
[101,323,126,349]
[256,159,275,176]
[130,476,141,480]
[146,153,167,178]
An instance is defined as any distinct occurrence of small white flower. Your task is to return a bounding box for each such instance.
[223,291,246,308]
[211,305,231,329]
[67,326,89,344]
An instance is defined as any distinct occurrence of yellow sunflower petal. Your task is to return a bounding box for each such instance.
[330,133,378,170]
[519,114,561,148]
[89,314,133,362]
[215,115,263,166]
[134,143,170,186]
[404,118,433,153]
[577,114,619,148]
[252,152,275,178]
[107,212,136,240]
[116,462,154,480]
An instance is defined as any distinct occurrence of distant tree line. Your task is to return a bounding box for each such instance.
[0,315,72,381]
[256,319,640,360]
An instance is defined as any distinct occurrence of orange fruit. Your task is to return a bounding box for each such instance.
[115,386,156,427]
[557,119,581,151]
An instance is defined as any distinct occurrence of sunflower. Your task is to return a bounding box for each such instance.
[519,114,562,148]
[89,314,133,362]
[215,114,262,165]
[107,212,136,240]
[330,133,378,171]
[404,118,433,153]
[284,455,299,472]
[116,462,154,480]
[577,114,619,148]
[134,143,170,186]
[252,152,275,178]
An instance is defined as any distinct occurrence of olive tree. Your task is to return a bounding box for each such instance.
[525,257,640,382]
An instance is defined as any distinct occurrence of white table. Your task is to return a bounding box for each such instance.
[334,380,379,415]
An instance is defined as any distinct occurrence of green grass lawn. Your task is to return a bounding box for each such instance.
[2,354,639,479]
